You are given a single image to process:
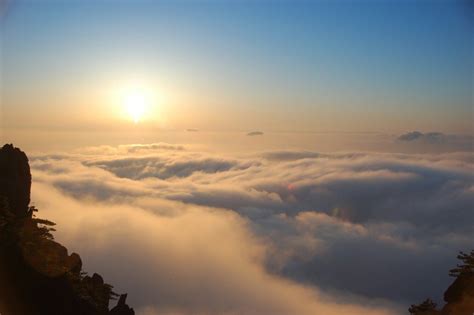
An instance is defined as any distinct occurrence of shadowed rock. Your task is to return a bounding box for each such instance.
[0,144,134,315]
[0,144,31,217]
[442,273,474,315]
[409,250,474,315]
[110,295,135,315]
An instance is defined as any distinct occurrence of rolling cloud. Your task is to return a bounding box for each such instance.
[28,143,474,314]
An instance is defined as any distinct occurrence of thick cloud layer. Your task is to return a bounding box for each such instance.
[29,143,474,314]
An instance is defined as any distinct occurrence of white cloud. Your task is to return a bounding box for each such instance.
[28,143,474,313]
[32,182,396,315]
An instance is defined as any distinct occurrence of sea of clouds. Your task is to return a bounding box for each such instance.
[27,142,474,315]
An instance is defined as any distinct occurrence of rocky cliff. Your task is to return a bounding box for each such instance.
[409,251,474,315]
[0,144,134,315]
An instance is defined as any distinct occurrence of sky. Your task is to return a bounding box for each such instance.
[1,0,473,143]
[0,2,473,315]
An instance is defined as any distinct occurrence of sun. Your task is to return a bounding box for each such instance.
[123,91,149,123]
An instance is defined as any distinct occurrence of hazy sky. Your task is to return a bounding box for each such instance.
[1,0,473,138]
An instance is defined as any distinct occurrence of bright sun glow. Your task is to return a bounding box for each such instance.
[123,91,149,123]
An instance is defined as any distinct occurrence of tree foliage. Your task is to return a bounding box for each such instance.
[409,299,438,314]
[449,250,474,278]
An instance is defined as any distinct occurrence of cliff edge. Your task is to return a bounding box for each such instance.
[0,144,134,315]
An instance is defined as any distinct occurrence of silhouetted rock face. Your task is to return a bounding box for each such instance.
[0,144,134,315]
[409,251,474,315]
[444,274,474,304]
[442,274,474,315]
[0,144,31,217]
[110,295,135,315]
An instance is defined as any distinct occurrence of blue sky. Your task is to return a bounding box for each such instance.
[1,0,473,133]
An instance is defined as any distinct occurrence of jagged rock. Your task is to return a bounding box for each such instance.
[442,273,474,315]
[409,251,474,315]
[0,144,134,315]
[110,295,135,315]
[82,273,114,310]
[67,252,83,275]
[444,274,474,304]
[0,144,31,217]
[21,235,81,278]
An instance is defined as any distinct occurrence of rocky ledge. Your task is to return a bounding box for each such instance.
[0,144,134,315]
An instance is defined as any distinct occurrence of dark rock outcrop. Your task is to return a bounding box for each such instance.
[0,144,134,315]
[0,144,31,217]
[442,273,474,315]
[110,295,135,315]
[409,250,474,315]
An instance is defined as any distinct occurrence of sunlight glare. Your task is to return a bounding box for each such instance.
[124,91,148,123]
